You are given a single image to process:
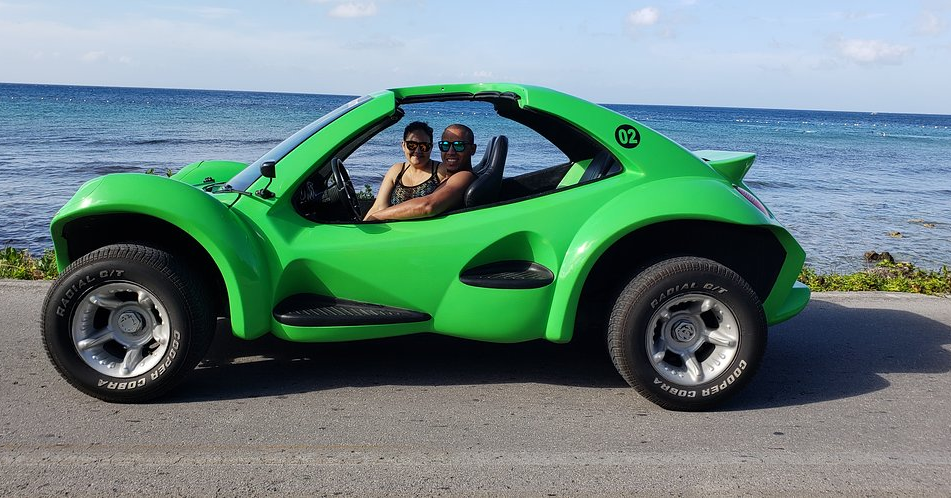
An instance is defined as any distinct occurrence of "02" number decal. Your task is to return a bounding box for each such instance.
[615,125,641,149]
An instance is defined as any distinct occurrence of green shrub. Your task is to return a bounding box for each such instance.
[798,261,950,295]
[357,184,374,200]
[145,167,176,177]
[2,244,949,295]
[0,247,59,280]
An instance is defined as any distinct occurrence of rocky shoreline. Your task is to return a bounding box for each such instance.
[2,245,948,295]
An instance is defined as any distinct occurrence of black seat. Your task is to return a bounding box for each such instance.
[464,135,508,207]
[469,135,496,176]
[579,150,621,184]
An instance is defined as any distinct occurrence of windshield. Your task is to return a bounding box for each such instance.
[226,94,372,191]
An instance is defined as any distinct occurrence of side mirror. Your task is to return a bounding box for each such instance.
[260,160,276,179]
[255,161,277,199]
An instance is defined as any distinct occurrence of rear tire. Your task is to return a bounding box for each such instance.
[41,244,214,402]
[607,257,766,411]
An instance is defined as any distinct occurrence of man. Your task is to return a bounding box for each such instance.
[364,124,477,221]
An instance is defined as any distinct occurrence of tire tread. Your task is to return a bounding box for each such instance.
[41,243,215,402]
[607,256,766,411]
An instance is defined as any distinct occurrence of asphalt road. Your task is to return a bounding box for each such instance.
[1,279,949,496]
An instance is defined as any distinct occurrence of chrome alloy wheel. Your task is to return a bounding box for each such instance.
[646,293,740,385]
[70,282,171,378]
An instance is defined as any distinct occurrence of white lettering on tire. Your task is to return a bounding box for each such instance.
[96,330,184,389]
[650,282,729,309]
[700,360,748,397]
[652,360,750,398]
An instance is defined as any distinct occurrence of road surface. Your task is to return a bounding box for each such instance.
[1,280,949,495]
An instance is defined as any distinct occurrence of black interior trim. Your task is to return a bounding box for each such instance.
[498,162,572,200]
[397,92,473,104]
[493,100,600,161]
[292,109,404,222]
[579,150,622,184]
[396,91,520,105]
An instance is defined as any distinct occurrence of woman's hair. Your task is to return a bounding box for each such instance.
[403,121,433,142]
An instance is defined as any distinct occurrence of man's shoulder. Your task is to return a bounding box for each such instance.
[448,169,476,185]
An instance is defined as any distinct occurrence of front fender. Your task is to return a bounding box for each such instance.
[172,160,248,185]
[544,176,777,342]
[50,173,272,339]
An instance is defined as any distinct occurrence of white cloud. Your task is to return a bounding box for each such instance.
[328,2,377,18]
[191,7,241,20]
[161,6,241,20]
[837,38,913,65]
[835,11,885,21]
[627,7,660,26]
[78,50,132,65]
[341,35,403,50]
[80,51,106,63]
[918,11,948,35]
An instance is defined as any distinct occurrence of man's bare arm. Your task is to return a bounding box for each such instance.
[365,171,475,221]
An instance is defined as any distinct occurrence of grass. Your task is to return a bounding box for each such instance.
[2,245,949,295]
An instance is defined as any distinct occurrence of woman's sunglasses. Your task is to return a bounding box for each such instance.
[403,141,432,152]
[438,140,469,152]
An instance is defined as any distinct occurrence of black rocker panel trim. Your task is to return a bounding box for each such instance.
[273,294,431,326]
[459,261,555,289]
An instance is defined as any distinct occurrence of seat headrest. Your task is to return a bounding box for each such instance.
[471,136,497,177]
[579,150,621,184]
[464,135,508,207]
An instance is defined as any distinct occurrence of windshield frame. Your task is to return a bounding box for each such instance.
[225,94,373,191]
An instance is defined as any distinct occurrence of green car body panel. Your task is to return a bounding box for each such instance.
[50,82,809,347]
[50,172,273,338]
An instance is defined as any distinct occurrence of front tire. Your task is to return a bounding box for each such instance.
[607,257,766,411]
[41,244,214,402]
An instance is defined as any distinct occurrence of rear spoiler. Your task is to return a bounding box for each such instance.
[694,150,756,184]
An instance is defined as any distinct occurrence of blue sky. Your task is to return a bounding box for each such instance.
[1,1,949,113]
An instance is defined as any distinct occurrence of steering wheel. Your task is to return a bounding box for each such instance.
[331,158,362,222]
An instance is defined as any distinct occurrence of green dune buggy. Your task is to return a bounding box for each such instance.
[42,83,809,410]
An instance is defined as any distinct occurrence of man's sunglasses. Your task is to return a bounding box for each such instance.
[403,141,432,152]
[438,140,469,152]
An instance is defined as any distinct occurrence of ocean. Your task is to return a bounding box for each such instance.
[1,83,949,273]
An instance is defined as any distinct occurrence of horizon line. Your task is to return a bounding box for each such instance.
[3,80,949,118]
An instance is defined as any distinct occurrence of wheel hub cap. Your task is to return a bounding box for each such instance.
[672,319,697,343]
[70,283,171,378]
[117,310,144,334]
[645,293,741,386]
[113,308,153,348]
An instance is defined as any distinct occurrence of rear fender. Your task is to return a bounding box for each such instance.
[545,176,790,342]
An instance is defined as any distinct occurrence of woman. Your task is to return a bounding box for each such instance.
[363,121,462,221]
